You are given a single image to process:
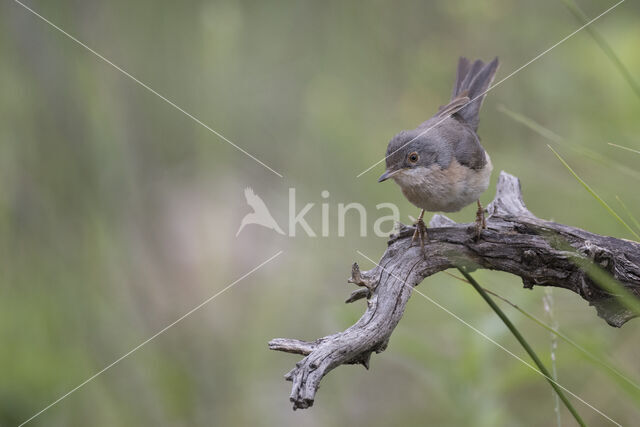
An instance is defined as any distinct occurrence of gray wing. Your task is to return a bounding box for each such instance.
[452,125,486,170]
[436,117,487,170]
[416,115,487,170]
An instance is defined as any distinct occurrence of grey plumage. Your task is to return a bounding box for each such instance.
[383,57,499,174]
[379,56,499,215]
[450,57,499,131]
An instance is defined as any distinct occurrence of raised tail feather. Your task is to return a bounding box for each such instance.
[450,57,499,130]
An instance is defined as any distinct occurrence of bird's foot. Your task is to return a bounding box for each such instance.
[411,218,428,259]
[474,200,486,241]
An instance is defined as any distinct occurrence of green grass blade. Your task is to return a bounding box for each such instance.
[457,268,587,427]
[498,105,640,182]
[548,145,640,240]
[571,254,640,317]
[615,195,640,234]
[497,105,564,144]
[445,271,640,401]
[541,231,640,319]
[487,288,640,402]
[560,0,640,99]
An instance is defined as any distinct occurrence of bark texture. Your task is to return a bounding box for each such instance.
[269,171,640,410]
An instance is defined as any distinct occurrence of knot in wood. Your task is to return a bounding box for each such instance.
[522,249,537,265]
[579,241,614,271]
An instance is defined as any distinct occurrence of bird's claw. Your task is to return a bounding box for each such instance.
[474,200,486,241]
[411,218,428,259]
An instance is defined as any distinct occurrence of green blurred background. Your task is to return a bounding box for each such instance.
[2,0,639,425]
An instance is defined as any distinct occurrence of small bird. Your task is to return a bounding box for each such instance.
[378,57,499,254]
[236,187,285,237]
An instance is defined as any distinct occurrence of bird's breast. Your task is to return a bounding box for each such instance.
[392,153,492,212]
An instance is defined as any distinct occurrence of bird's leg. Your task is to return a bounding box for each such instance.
[475,200,486,240]
[411,209,428,258]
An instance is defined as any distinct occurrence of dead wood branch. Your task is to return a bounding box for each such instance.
[269,171,640,410]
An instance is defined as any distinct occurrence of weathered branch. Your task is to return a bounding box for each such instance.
[269,171,640,410]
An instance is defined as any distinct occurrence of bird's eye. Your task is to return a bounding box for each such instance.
[408,152,419,163]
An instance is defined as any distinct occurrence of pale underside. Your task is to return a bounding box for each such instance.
[392,153,493,212]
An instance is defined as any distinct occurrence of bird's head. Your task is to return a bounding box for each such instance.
[378,128,447,184]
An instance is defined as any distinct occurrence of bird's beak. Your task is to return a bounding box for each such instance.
[378,169,398,183]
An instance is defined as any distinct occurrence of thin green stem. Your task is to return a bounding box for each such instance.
[497,105,640,182]
[548,145,640,240]
[457,268,586,427]
[444,271,640,396]
[560,0,640,99]
[616,195,640,234]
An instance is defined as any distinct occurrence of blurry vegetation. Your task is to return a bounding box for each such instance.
[1,0,639,426]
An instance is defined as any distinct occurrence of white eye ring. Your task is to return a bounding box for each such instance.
[408,152,419,163]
